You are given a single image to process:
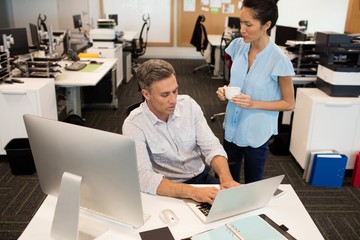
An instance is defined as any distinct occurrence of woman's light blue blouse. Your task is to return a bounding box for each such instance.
[224,37,295,148]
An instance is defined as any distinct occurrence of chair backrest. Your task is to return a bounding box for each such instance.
[220,32,234,84]
[190,15,208,53]
[136,14,151,57]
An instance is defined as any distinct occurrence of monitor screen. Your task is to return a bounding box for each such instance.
[226,17,240,30]
[23,114,144,237]
[108,14,118,26]
[73,14,82,30]
[61,30,70,57]
[0,27,29,56]
[274,25,299,46]
[29,23,41,50]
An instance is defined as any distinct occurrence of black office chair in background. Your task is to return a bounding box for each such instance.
[125,67,144,116]
[124,14,151,68]
[190,15,214,74]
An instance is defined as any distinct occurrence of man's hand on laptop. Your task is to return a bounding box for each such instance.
[191,186,220,205]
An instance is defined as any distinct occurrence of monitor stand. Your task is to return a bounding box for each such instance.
[51,172,108,240]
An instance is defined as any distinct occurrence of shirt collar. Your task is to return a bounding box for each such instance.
[143,101,180,125]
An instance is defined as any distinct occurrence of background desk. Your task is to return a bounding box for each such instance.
[19,184,323,240]
[55,58,117,117]
[0,78,58,154]
[207,34,224,78]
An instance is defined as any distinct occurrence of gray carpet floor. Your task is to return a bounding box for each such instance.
[0,58,359,240]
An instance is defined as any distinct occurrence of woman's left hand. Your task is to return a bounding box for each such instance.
[232,93,254,109]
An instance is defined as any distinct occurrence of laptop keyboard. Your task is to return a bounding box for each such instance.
[196,203,212,216]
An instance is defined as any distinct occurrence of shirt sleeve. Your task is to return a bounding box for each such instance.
[122,119,164,195]
[271,55,295,77]
[225,37,243,60]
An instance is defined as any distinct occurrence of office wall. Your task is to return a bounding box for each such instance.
[57,0,90,31]
[11,0,59,30]
[277,0,349,34]
[6,0,351,59]
[177,0,242,47]
[102,0,173,46]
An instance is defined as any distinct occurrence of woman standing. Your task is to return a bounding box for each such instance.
[216,0,295,183]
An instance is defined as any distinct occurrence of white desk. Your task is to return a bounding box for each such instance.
[207,34,225,78]
[19,184,323,240]
[0,78,58,154]
[55,58,117,116]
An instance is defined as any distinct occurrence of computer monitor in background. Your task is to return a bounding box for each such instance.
[274,25,299,46]
[23,114,144,239]
[0,28,29,57]
[61,30,70,57]
[108,14,118,26]
[73,14,82,31]
[226,16,240,30]
[29,23,41,50]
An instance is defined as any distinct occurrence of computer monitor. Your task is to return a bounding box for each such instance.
[108,14,118,26]
[23,114,144,239]
[226,16,240,30]
[274,25,299,46]
[0,27,29,57]
[29,23,41,50]
[61,30,70,57]
[73,14,82,31]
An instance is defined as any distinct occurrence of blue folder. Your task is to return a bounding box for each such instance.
[309,153,347,188]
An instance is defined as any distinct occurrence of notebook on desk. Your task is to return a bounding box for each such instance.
[184,175,284,223]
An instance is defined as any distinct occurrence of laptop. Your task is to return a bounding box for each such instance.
[184,175,285,223]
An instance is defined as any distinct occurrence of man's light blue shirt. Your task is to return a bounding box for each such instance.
[122,95,227,195]
[224,37,295,148]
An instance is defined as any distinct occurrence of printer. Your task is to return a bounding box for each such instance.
[315,31,360,97]
[89,28,116,48]
[89,18,120,48]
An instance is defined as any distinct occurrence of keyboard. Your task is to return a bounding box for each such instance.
[65,62,87,71]
[196,202,212,216]
[33,57,62,62]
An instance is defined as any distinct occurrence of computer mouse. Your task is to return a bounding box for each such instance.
[89,60,98,64]
[159,209,179,226]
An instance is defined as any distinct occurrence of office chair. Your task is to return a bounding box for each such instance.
[125,66,145,116]
[124,14,151,68]
[190,15,214,74]
[210,32,233,121]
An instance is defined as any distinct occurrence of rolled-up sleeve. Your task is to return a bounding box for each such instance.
[122,119,163,195]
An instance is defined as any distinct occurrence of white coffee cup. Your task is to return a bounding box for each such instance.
[225,86,241,100]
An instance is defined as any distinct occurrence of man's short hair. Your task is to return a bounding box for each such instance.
[137,59,176,89]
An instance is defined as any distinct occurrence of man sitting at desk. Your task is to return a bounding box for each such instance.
[122,59,239,204]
